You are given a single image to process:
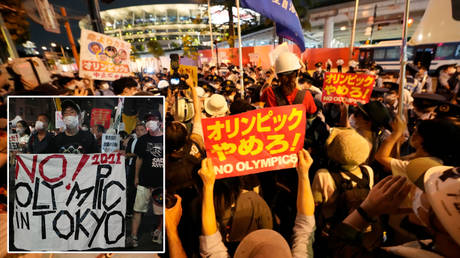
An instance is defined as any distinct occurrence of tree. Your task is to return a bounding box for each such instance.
[198,0,236,48]
[147,40,164,58]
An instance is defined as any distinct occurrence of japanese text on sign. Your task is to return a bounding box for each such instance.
[101,134,120,153]
[14,153,126,251]
[321,72,375,106]
[90,109,112,129]
[202,105,306,179]
[79,29,131,81]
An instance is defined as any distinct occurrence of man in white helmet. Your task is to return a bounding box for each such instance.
[260,52,317,117]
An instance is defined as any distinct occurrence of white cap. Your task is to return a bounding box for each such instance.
[195,87,206,98]
[157,80,169,89]
[204,94,228,117]
[274,52,301,74]
[424,166,460,246]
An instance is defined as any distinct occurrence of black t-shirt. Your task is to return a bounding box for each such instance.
[54,130,99,154]
[134,134,163,187]
[28,132,55,154]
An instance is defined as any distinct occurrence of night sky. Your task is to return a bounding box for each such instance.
[28,0,194,48]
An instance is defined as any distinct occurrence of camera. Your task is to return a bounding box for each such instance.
[169,73,189,90]
[169,54,189,90]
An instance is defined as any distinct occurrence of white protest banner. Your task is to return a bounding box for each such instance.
[79,29,131,81]
[9,134,20,151]
[101,134,120,153]
[14,153,126,250]
[55,111,65,129]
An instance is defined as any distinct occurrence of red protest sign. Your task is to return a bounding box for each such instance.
[90,108,112,129]
[321,72,375,106]
[202,105,306,179]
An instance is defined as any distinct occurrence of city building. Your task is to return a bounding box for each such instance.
[79,3,261,54]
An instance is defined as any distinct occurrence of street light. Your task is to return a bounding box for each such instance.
[50,42,57,47]
[41,46,47,50]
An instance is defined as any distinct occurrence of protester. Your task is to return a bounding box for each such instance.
[131,110,164,247]
[15,120,30,153]
[125,122,148,216]
[54,100,98,154]
[27,113,54,153]
[90,124,105,151]
[260,52,317,117]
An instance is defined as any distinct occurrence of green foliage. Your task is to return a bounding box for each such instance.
[146,40,164,58]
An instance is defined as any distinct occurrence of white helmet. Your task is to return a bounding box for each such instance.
[175,98,195,122]
[424,166,460,246]
[274,52,301,74]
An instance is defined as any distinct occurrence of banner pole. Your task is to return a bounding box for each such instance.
[349,0,359,59]
[236,0,245,98]
[398,0,410,118]
[207,0,215,65]
[60,7,80,69]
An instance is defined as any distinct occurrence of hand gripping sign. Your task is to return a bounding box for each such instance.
[321,72,376,106]
[13,153,126,251]
[202,105,306,179]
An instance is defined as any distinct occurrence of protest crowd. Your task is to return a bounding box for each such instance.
[1,46,460,257]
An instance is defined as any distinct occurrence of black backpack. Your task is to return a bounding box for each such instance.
[272,86,306,106]
[315,166,384,257]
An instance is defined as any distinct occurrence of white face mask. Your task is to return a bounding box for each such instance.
[35,121,45,130]
[414,110,433,120]
[64,115,79,129]
[146,120,159,132]
[100,83,109,90]
[16,128,25,135]
[385,94,398,104]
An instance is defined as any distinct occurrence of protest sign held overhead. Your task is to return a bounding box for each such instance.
[13,153,126,251]
[321,72,376,106]
[79,29,131,81]
[202,105,306,179]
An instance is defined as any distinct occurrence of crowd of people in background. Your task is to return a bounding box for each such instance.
[1,51,460,257]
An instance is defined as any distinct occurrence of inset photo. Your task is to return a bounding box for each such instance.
[7,96,165,253]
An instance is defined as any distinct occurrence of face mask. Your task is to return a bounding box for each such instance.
[35,121,45,130]
[64,115,79,129]
[100,83,109,90]
[385,94,397,104]
[17,128,25,135]
[146,120,159,132]
[414,110,433,120]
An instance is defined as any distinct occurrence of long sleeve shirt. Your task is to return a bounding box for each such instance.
[199,214,315,258]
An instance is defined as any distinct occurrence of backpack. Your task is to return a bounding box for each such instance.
[272,86,306,106]
[314,166,384,257]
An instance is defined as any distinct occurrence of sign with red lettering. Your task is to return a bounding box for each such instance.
[321,72,375,106]
[202,105,306,179]
[79,29,131,81]
[90,108,112,129]
[13,153,126,250]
